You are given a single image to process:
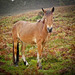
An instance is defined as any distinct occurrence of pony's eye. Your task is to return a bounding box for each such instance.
[53,17,55,21]
[45,19,47,22]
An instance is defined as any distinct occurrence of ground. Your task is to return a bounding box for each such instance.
[0,5,75,75]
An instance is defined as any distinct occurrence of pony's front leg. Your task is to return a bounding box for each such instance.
[37,43,43,69]
[21,43,28,66]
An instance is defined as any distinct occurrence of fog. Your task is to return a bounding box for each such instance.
[0,0,75,16]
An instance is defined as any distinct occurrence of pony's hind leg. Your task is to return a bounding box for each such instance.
[21,42,28,66]
[13,40,19,67]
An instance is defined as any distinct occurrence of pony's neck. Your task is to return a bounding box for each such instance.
[41,18,48,35]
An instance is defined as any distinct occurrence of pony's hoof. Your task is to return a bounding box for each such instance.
[24,62,26,65]
[14,64,18,67]
[37,66,42,69]
[14,62,18,67]
[37,63,42,69]
[15,64,18,67]
[39,66,42,69]
[24,61,29,66]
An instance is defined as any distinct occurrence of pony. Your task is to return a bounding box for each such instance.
[12,7,54,69]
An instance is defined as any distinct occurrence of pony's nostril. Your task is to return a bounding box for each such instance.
[49,27,53,32]
[47,27,53,33]
[47,28,49,32]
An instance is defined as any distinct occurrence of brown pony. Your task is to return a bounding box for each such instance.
[12,7,54,69]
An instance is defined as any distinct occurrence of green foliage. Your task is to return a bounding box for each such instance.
[13,16,27,23]
[30,15,42,21]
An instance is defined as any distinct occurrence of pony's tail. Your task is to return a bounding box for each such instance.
[17,42,19,62]
[13,41,15,64]
[13,41,19,64]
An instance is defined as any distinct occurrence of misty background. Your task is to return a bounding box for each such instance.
[0,0,75,16]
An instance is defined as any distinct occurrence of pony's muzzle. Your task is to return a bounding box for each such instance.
[47,27,53,33]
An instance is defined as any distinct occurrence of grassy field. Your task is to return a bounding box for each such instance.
[0,5,75,75]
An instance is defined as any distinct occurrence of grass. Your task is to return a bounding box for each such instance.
[0,5,75,75]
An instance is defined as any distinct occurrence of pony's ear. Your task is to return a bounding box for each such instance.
[51,7,54,13]
[42,8,46,13]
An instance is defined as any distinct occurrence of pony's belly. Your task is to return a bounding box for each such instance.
[19,36,37,44]
[23,39,36,44]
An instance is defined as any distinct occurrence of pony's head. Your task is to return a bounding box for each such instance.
[42,7,54,33]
